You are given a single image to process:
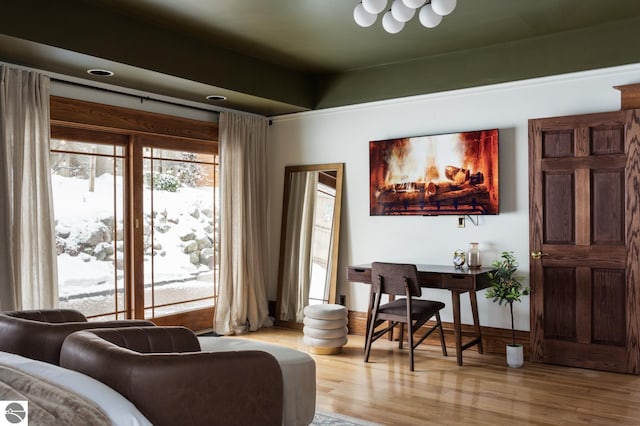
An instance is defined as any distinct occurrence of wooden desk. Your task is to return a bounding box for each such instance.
[346,264,493,366]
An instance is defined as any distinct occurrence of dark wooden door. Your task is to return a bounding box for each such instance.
[529,109,640,374]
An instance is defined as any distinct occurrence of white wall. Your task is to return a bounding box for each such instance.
[267,63,640,332]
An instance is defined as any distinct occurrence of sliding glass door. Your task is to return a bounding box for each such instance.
[50,131,128,319]
[50,126,219,325]
[139,144,218,318]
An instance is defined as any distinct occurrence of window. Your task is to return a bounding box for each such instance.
[140,146,218,318]
[50,98,218,329]
[51,136,127,319]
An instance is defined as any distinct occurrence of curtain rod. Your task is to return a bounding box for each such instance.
[50,77,221,116]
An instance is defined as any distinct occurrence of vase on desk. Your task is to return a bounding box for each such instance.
[467,242,481,268]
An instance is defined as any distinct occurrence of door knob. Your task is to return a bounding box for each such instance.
[531,251,549,259]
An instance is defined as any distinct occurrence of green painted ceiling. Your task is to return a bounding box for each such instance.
[1,0,639,116]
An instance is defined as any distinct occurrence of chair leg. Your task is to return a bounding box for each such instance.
[364,317,376,363]
[398,322,404,349]
[407,320,415,372]
[436,312,447,357]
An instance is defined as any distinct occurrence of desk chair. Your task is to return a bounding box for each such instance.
[364,262,447,371]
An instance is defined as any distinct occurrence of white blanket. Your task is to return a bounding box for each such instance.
[0,351,152,426]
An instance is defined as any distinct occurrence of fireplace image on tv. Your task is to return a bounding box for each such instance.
[370,129,499,216]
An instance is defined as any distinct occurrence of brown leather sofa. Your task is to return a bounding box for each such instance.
[0,309,154,365]
[60,326,284,426]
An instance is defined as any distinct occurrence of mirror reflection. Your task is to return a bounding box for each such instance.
[276,163,344,327]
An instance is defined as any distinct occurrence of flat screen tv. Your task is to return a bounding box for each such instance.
[369,128,499,216]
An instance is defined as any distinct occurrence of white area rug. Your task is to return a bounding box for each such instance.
[311,410,381,426]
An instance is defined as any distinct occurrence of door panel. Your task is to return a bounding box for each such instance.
[529,109,640,374]
[591,170,624,244]
[543,172,574,243]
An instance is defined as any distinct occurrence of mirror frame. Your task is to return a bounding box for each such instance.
[275,163,344,329]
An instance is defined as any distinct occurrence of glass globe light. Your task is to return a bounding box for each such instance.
[354,3,377,27]
[402,0,426,8]
[419,4,443,28]
[431,0,457,16]
[391,0,416,23]
[382,11,404,33]
[362,0,388,14]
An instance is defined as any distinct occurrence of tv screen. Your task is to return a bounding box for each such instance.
[369,129,499,216]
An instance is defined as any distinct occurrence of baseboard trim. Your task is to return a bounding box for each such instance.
[347,310,530,358]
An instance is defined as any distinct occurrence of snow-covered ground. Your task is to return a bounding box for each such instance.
[52,173,216,317]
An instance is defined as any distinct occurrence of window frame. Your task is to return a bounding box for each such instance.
[50,97,218,330]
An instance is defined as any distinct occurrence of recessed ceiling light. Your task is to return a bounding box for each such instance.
[205,95,227,101]
[87,69,114,77]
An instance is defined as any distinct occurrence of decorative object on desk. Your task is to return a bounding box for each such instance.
[485,251,530,368]
[467,242,481,268]
[369,128,499,216]
[452,249,466,268]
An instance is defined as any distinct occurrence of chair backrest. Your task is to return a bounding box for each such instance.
[0,311,155,365]
[3,309,88,323]
[86,326,201,353]
[371,262,421,297]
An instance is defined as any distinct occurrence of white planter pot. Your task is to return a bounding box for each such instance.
[506,344,524,368]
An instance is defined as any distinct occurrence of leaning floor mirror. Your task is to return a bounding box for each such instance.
[276,163,344,329]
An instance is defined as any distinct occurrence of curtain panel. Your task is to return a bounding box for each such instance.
[279,171,317,322]
[214,111,272,334]
[0,65,58,310]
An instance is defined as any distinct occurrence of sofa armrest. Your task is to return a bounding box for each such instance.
[60,329,284,426]
[0,313,154,365]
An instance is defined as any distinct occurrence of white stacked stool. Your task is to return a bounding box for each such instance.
[303,304,348,354]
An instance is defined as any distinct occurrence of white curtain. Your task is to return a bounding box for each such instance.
[0,65,58,310]
[279,171,317,322]
[214,111,272,335]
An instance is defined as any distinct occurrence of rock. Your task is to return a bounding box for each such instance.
[182,240,198,254]
[196,236,213,249]
[189,208,200,219]
[180,231,196,241]
[189,252,200,265]
[155,224,171,234]
[201,208,213,218]
[56,226,71,239]
[200,248,214,267]
[100,216,114,229]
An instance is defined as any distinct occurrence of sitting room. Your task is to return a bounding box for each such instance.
[2,1,640,425]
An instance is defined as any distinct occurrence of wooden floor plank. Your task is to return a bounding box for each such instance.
[230,327,640,425]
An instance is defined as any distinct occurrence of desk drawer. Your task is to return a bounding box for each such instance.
[442,274,475,290]
[346,267,372,283]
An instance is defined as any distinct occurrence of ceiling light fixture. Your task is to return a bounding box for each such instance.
[87,69,114,76]
[353,0,456,34]
[205,95,227,101]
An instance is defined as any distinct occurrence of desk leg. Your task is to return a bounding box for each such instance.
[451,290,463,366]
[469,291,483,354]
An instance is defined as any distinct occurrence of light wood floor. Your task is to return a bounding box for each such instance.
[232,327,640,426]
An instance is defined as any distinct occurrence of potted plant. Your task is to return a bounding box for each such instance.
[485,251,530,368]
